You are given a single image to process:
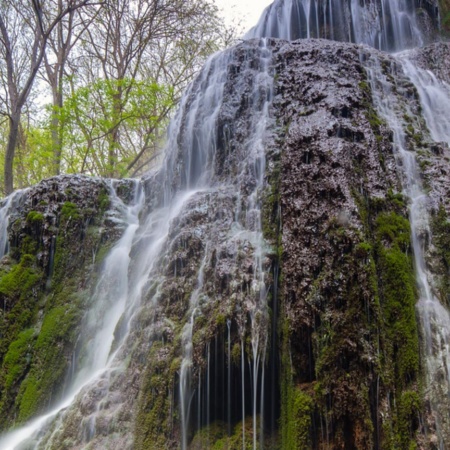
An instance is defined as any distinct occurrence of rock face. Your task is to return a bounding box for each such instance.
[0,21,450,450]
[0,175,134,432]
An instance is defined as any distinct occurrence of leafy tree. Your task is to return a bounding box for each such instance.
[60,77,173,176]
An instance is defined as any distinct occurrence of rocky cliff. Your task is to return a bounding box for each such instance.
[0,2,450,450]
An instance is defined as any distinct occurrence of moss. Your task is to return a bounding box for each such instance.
[282,384,313,449]
[60,201,81,221]
[26,211,44,224]
[377,246,419,385]
[17,303,81,422]
[134,340,176,449]
[190,417,264,449]
[396,390,421,449]
[430,205,450,305]
[98,187,110,212]
[0,256,41,357]
[2,328,35,390]
[349,184,421,447]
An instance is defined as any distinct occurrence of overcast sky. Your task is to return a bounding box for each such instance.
[214,0,273,35]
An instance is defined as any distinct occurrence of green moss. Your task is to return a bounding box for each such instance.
[0,256,41,356]
[26,211,44,224]
[378,246,419,385]
[2,328,35,389]
[375,212,410,250]
[282,385,313,449]
[190,417,263,449]
[60,202,81,221]
[355,242,372,259]
[430,205,450,305]
[134,340,176,449]
[98,187,110,212]
[396,390,421,449]
[17,304,81,422]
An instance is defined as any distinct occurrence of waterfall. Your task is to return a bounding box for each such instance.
[247,0,426,51]
[0,37,276,449]
[1,0,449,448]
[0,180,145,449]
[364,48,450,448]
[0,189,28,259]
[176,39,274,449]
[399,58,450,447]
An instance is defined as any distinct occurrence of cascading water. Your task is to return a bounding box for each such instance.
[0,38,276,449]
[364,49,450,449]
[246,0,427,51]
[0,180,145,449]
[0,190,28,259]
[176,39,275,449]
[399,58,450,447]
[1,0,449,448]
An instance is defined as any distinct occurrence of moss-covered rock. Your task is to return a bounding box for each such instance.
[0,175,126,430]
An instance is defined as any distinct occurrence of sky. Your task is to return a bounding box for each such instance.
[214,0,273,35]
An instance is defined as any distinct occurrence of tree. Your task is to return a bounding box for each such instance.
[66,0,233,178]
[43,0,100,176]
[59,77,173,176]
[0,0,98,195]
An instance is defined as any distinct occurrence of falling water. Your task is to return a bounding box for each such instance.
[0,189,28,259]
[400,57,450,446]
[176,38,274,449]
[365,49,450,448]
[247,0,425,51]
[0,180,145,449]
[0,36,276,448]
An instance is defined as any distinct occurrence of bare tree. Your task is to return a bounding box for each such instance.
[0,0,99,194]
[43,0,99,176]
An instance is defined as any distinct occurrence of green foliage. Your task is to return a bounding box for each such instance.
[60,78,174,177]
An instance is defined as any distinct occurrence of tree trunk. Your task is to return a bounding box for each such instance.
[51,88,63,175]
[4,114,20,195]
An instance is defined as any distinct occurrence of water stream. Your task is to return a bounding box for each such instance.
[0,181,145,449]
[0,189,28,259]
[365,50,450,449]
[1,1,449,448]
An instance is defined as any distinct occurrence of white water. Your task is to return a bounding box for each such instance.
[400,57,450,447]
[0,181,145,449]
[0,189,28,259]
[401,59,450,146]
[247,0,424,51]
[177,38,274,449]
[365,49,450,449]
